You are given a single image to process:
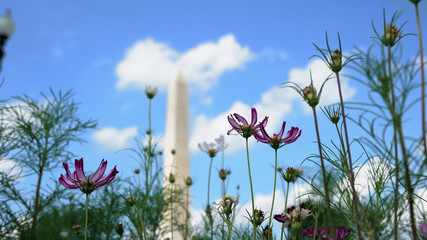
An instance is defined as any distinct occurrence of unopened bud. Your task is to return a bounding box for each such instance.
[185,176,193,186]
[254,209,265,226]
[72,224,82,234]
[115,223,124,236]
[283,167,302,183]
[145,86,158,99]
[330,49,342,73]
[125,195,136,206]
[219,168,227,180]
[169,173,176,184]
[382,24,402,47]
[301,85,319,107]
[134,168,140,174]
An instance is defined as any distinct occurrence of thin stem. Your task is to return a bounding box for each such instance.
[415,3,427,160]
[185,186,190,240]
[245,137,257,240]
[268,149,278,232]
[84,194,89,240]
[207,157,213,206]
[387,45,400,240]
[312,107,336,240]
[170,183,174,240]
[227,222,232,240]
[313,217,318,240]
[335,73,364,240]
[133,204,147,240]
[280,182,290,240]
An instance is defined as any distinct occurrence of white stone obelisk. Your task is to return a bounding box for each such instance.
[162,69,190,240]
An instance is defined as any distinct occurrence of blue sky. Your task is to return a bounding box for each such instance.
[1,0,426,226]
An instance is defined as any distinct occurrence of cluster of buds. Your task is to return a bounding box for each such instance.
[145,86,158,99]
[279,167,302,183]
[301,85,319,108]
[214,195,239,219]
[219,168,231,180]
[381,24,402,47]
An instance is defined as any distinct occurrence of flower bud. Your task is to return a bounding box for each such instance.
[145,86,158,99]
[115,223,124,236]
[72,224,82,234]
[409,0,421,4]
[134,168,140,174]
[184,176,193,186]
[171,149,176,155]
[301,85,319,107]
[219,168,227,180]
[382,24,402,47]
[125,195,136,206]
[283,167,303,183]
[254,208,266,226]
[330,49,342,73]
[262,225,273,240]
[169,173,176,184]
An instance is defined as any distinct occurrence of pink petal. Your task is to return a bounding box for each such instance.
[91,159,107,182]
[95,166,119,188]
[63,162,77,183]
[59,174,79,189]
[74,158,86,182]
[250,108,257,126]
[276,121,287,139]
[234,113,248,126]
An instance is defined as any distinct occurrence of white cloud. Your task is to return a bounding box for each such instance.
[190,58,357,154]
[116,34,255,91]
[259,48,288,63]
[0,159,23,180]
[92,126,138,151]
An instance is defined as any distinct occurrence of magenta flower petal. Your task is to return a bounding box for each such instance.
[250,108,257,126]
[59,174,79,189]
[95,166,119,187]
[63,162,77,184]
[74,158,86,182]
[91,159,108,182]
[234,113,249,126]
[276,121,286,139]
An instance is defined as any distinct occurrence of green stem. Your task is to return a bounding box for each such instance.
[280,182,290,240]
[245,138,257,240]
[313,217,318,240]
[170,183,174,240]
[84,194,89,240]
[335,73,366,240]
[133,204,147,240]
[268,149,278,232]
[207,157,213,206]
[312,107,336,240]
[415,3,427,160]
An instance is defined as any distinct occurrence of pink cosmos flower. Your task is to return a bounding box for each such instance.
[254,120,302,149]
[302,226,329,237]
[420,222,427,237]
[227,107,267,139]
[59,158,118,194]
[321,226,351,240]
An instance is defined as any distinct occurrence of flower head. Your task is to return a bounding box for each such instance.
[273,204,312,228]
[198,135,228,158]
[227,108,268,139]
[59,158,119,194]
[214,195,239,219]
[372,10,412,48]
[311,32,357,74]
[322,226,351,240]
[279,167,303,183]
[254,120,301,150]
[420,222,427,237]
[302,226,329,237]
[145,86,158,99]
